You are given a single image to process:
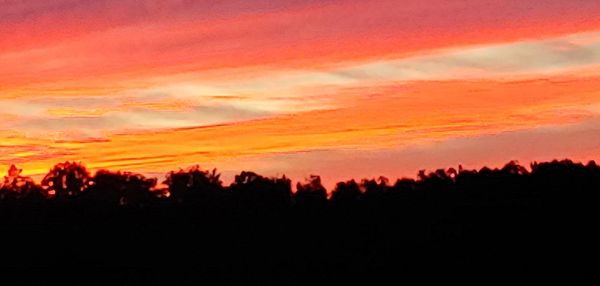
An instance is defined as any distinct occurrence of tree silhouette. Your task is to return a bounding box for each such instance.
[295,175,328,208]
[229,171,292,210]
[163,165,223,204]
[118,172,157,207]
[362,176,389,201]
[89,170,157,206]
[0,165,40,200]
[41,161,90,199]
[0,159,598,284]
[330,179,361,205]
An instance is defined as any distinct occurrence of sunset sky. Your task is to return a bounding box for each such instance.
[1,0,600,187]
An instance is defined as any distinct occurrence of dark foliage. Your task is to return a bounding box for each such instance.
[41,161,90,198]
[295,175,328,209]
[87,170,157,207]
[164,165,223,204]
[0,159,599,284]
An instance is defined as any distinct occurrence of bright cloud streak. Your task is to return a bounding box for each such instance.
[3,31,600,137]
[3,74,600,183]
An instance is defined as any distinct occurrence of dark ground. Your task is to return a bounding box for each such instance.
[0,160,599,284]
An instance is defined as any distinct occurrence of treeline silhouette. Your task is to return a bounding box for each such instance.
[0,159,598,284]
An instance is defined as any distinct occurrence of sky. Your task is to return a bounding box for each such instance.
[1,0,600,187]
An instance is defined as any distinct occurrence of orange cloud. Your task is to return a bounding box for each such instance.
[3,75,600,180]
[2,0,599,91]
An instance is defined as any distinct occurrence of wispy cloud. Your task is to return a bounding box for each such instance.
[3,74,600,179]
[2,0,599,88]
[2,31,600,139]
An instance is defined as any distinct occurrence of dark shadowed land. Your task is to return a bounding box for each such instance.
[0,159,599,284]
